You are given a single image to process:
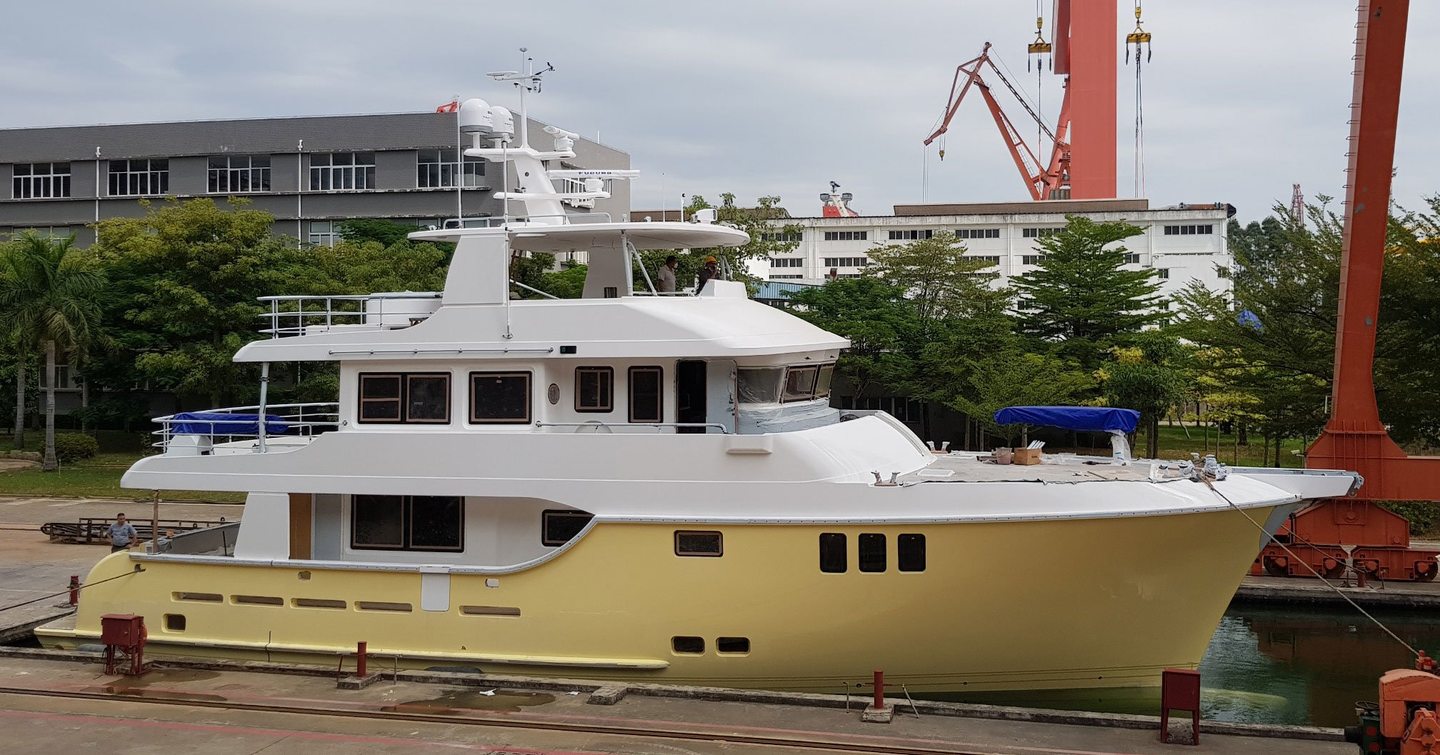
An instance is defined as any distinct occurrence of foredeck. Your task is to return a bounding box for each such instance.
[899,453,1172,485]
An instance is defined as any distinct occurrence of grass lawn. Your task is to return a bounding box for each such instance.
[1148,424,1309,468]
[0,449,244,502]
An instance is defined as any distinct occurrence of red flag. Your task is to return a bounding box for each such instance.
[435,100,459,113]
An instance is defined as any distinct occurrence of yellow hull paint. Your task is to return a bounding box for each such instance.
[40,508,1272,693]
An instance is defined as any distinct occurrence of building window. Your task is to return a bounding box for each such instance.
[822,230,867,241]
[417,149,485,188]
[310,152,376,191]
[1157,268,1171,280]
[629,366,663,423]
[37,364,80,391]
[541,509,594,546]
[822,256,869,267]
[1163,224,1213,235]
[108,159,168,197]
[351,494,463,552]
[759,231,803,243]
[769,257,804,268]
[12,162,70,199]
[675,530,723,557]
[819,533,846,573]
[307,220,339,247]
[859,533,887,573]
[967,255,1001,267]
[357,373,450,424]
[953,228,1001,239]
[782,366,819,402]
[770,274,804,280]
[1022,254,1046,265]
[575,366,614,413]
[208,155,271,194]
[898,534,926,572]
[1122,253,1142,264]
[1022,227,1060,238]
[470,371,531,424]
[888,229,934,241]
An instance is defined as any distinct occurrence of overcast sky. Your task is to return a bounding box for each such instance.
[2,1,1437,224]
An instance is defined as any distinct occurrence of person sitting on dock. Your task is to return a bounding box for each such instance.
[106,513,138,553]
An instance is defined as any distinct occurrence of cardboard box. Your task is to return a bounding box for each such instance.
[1012,448,1044,465]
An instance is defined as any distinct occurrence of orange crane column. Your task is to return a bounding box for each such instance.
[1063,0,1118,199]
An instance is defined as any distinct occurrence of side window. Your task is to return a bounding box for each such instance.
[819,533,847,573]
[405,374,450,422]
[358,374,402,422]
[575,367,614,413]
[352,495,463,552]
[674,530,723,557]
[629,366,663,423]
[898,533,926,572]
[542,509,594,546]
[470,372,531,424]
[858,533,887,573]
[815,364,835,399]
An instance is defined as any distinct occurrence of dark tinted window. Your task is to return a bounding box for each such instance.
[717,637,750,654]
[898,533,926,572]
[629,366,663,423]
[675,530,723,557]
[352,495,404,548]
[542,509,594,546]
[353,494,462,552]
[359,375,402,421]
[406,374,450,422]
[819,533,847,573]
[672,636,704,654]
[575,367,613,412]
[471,372,531,423]
[409,496,463,550]
[858,533,886,573]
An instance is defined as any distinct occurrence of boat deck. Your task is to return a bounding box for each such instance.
[900,454,1167,485]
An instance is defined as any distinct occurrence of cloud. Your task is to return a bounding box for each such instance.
[1,1,1436,223]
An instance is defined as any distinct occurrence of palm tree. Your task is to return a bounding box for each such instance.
[0,232,103,471]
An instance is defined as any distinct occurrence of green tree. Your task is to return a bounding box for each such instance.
[788,277,921,398]
[947,342,1094,446]
[0,232,104,470]
[1099,332,1187,459]
[336,218,418,247]
[1012,217,1163,369]
[866,232,1010,322]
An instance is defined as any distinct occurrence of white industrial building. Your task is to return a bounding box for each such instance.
[759,198,1233,303]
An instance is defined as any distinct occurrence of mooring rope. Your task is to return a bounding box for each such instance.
[1205,479,1420,658]
[0,565,143,615]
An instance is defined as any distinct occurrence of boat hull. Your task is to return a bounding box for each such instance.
[40,505,1279,693]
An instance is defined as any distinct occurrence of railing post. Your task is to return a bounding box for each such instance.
[256,362,270,454]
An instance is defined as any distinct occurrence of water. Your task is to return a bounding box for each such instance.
[939,603,1440,728]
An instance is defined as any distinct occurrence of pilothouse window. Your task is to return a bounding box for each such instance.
[629,366,663,423]
[470,372,531,424]
[782,366,819,402]
[575,367,613,413]
[737,368,784,404]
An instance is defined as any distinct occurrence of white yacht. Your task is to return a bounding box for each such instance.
[39,70,1361,694]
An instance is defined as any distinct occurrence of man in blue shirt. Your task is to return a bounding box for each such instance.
[106,513,138,553]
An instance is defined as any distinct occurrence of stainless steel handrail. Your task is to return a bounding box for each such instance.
[257,292,442,338]
[152,402,341,451]
[534,421,731,434]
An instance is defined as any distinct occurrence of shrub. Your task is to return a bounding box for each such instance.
[51,433,99,463]
[1388,501,1440,537]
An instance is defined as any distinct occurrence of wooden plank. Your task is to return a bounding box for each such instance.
[288,494,313,560]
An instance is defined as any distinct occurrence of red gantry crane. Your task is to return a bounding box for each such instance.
[1254,0,1440,582]
[923,0,1121,200]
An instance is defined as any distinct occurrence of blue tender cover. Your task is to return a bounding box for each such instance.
[993,406,1140,433]
[170,412,289,435]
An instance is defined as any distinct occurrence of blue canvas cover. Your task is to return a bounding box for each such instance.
[170,412,289,435]
[993,406,1140,434]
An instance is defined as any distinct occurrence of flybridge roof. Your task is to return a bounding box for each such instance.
[409,221,749,252]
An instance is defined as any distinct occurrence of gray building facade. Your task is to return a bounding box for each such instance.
[0,111,630,246]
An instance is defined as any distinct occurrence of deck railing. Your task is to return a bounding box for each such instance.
[153,402,340,454]
[258,292,442,338]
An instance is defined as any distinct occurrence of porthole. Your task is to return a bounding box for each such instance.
[675,530,722,557]
[717,637,750,654]
[672,636,704,654]
[163,614,186,632]
[548,383,560,405]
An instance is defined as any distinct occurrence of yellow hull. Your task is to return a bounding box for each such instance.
[39,508,1273,693]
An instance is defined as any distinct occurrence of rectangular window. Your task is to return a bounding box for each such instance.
[1157,268,1170,280]
[759,231,803,243]
[542,509,594,546]
[716,637,751,654]
[953,228,1001,239]
[1022,254,1046,265]
[898,534,926,572]
[858,533,886,573]
[309,152,376,191]
[575,366,614,413]
[1022,227,1060,238]
[737,367,784,404]
[672,636,704,654]
[967,255,1000,267]
[417,148,485,188]
[887,229,934,241]
[108,159,169,197]
[207,155,271,194]
[819,533,847,573]
[352,494,463,552]
[12,162,71,199]
[470,372,531,424]
[1163,224,1214,236]
[782,366,819,402]
[822,231,867,241]
[307,220,339,248]
[357,372,449,424]
[1122,253,1142,264]
[815,364,835,399]
[821,257,869,267]
[768,257,804,268]
[629,366,663,423]
[675,530,723,557]
[771,274,803,280]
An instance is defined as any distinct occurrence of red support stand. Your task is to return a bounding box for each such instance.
[68,575,79,606]
[100,614,147,676]
[1160,668,1201,745]
[872,669,884,709]
[356,641,367,678]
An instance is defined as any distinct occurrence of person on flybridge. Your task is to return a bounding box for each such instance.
[657,255,678,293]
[695,256,723,292]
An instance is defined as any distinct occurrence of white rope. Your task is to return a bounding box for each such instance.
[1205,478,1420,658]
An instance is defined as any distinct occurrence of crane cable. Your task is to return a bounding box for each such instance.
[1127,1,1152,197]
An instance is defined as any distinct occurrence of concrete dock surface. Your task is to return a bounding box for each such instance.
[0,653,1350,755]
